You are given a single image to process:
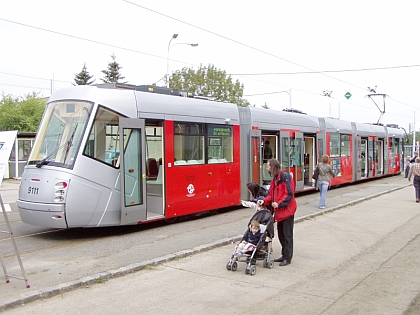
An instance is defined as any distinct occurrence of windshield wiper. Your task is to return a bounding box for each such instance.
[36,126,78,168]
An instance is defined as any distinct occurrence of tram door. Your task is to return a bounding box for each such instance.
[251,130,261,184]
[119,118,147,224]
[294,132,304,191]
[355,135,362,180]
[316,133,325,163]
[280,131,290,174]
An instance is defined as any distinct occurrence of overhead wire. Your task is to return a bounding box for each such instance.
[0,9,416,122]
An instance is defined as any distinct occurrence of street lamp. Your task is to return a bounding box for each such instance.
[166,34,198,87]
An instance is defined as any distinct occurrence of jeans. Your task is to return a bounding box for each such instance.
[414,175,420,200]
[318,180,329,207]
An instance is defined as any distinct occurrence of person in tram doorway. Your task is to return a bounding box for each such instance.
[316,154,336,209]
[408,157,420,203]
[263,140,273,162]
[258,159,297,266]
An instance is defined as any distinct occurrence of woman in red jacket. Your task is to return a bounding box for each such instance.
[258,159,297,266]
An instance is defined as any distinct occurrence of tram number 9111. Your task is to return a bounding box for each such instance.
[28,187,40,195]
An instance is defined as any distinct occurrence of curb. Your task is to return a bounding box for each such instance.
[0,183,411,312]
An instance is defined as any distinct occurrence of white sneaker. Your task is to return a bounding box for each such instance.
[319,206,325,209]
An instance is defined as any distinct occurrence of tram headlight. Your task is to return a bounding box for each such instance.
[55,190,65,196]
[54,196,64,202]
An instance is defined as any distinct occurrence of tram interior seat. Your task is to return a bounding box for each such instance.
[208,159,219,163]
[187,160,200,164]
[147,167,163,185]
[219,158,227,163]
[147,158,158,180]
[174,160,187,165]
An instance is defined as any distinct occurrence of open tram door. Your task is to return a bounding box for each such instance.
[293,132,304,191]
[280,131,303,189]
[118,118,147,224]
[355,135,362,180]
[250,129,262,184]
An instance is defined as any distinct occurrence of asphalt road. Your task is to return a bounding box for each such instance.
[0,174,414,312]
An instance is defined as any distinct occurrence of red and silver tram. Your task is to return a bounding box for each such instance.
[17,84,404,228]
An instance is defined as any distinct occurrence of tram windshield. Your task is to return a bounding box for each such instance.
[28,101,93,168]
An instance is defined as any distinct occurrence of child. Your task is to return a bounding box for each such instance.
[405,157,411,178]
[241,182,268,211]
[232,220,263,261]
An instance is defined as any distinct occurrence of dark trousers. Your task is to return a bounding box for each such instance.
[414,175,420,200]
[277,215,294,261]
[405,166,410,178]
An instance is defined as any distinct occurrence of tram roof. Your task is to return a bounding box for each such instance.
[248,107,320,132]
[135,90,239,125]
[49,85,239,125]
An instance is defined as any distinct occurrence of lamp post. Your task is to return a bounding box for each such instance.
[166,34,198,87]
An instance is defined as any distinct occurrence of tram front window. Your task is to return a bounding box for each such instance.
[28,101,93,168]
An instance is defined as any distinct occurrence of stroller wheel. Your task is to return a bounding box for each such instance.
[245,267,250,274]
[226,262,232,270]
[250,265,256,276]
[231,261,238,271]
[263,260,268,268]
[269,260,274,269]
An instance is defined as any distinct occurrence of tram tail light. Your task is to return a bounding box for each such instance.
[54,181,68,189]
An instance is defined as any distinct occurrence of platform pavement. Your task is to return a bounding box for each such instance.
[1,175,420,314]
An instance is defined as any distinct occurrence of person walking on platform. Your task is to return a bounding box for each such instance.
[258,159,297,266]
[316,154,336,209]
[408,157,420,203]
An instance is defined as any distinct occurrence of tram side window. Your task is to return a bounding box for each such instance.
[390,137,399,154]
[330,133,340,157]
[207,124,233,163]
[174,123,205,165]
[340,135,350,156]
[83,106,123,167]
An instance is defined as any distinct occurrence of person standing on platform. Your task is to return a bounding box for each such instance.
[410,152,418,164]
[405,157,411,178]
[316,154,336,209]
[408,157,420,203]
[258,159,297,266]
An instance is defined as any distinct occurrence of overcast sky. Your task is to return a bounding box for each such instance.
[1,0,419,132]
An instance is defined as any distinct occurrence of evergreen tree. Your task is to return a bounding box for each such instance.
[101,54,127,83]
[74,63,95,85]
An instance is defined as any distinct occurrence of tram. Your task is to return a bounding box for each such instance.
[17,84,404,228]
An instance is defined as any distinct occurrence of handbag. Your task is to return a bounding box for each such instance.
[312,166,319,180]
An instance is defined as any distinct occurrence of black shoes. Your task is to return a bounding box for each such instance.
[279,260,291,266]
[273,257,284,263]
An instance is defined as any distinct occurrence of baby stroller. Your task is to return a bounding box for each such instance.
[226,208,275,275]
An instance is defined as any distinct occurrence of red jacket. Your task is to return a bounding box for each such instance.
[263,171,297,222]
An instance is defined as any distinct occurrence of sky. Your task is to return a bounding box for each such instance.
[1,0,419,133]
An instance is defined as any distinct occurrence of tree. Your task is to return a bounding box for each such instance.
[169,64,250,107]
[0,93,46,132]
[101,54,126,83]
[74,63,95,85]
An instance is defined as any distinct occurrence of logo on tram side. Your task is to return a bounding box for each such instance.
[186,184,195,197]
